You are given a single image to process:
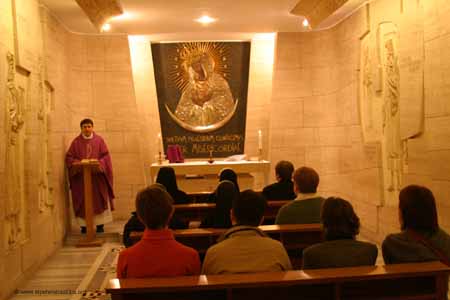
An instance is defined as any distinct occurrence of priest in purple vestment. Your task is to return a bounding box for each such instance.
[66,118,115,233]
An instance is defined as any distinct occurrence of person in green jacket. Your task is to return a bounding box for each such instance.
[275,166,324,224]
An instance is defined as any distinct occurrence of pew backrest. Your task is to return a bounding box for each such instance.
[173,200,290,223]
[186,191,266,203]
[130,223,323,254]
[106,261,450,300]
[186,191,211,203]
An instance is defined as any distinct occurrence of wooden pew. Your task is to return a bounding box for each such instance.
[172,202,215,222]
[106,261,450,300]
[173,224,322,253]
[173,200,290,223]
[186,191,211,203]
[186,191,266,203]
[130,224,322,252]
[130,224,323,268]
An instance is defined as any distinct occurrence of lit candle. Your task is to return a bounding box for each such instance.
[258,130,262,150]
[157,133,163,154]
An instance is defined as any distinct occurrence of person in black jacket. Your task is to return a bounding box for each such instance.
[200,180,238,228]
[206,168,240,203]
[156,167,190,204]
[122,211,145,247]
[218,168,240,192]
[302,197,378,269]
[262,160,296,200]
[382,185,450,265]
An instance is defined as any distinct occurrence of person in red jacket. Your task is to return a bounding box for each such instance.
[117,186,200,278]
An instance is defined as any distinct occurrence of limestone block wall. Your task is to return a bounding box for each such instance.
[272,0,450,243]
[406,0,450,234]
[128,36,159,188]
[272,10,383,236]
[65,34,147,220]
[244,35,275,188]
[356,0,450,242]
[245,35,275,159]
[0,1,71,299]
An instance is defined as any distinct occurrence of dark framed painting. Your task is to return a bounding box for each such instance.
[151,41,251,158]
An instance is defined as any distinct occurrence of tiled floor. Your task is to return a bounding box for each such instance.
[8,222,124,300]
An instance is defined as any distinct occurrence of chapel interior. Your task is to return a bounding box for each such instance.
[1,0,450,299]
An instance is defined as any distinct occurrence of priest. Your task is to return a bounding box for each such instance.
[66,118,115,233]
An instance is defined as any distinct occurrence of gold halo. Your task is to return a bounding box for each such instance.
[169,42,230,92]
[165,100,238,133]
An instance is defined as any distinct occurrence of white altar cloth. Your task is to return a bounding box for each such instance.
[150,160,271,185]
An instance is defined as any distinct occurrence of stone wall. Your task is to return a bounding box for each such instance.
[0,1,71,299]
[404,0,450,235]
[65,33,146,220]
[272,0,450,242]
[272,9,382,236]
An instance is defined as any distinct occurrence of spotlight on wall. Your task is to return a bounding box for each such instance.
[302,18,309,27]
[101,23,111,32]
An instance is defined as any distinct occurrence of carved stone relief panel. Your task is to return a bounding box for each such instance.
[359,2,425,206]
[12,0,43,72]
[360,22,404,205]
[378,23,403,202]
[37,58,54,213]
[5,52,27,250]
[359,33,384,143]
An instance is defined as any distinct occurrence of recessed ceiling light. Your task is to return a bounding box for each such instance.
[195,15,216,25]
[302,18,309,27]
[101,23,111,32]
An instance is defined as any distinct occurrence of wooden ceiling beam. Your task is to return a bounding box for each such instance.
[290,0,349,28]
[75,0,123,31]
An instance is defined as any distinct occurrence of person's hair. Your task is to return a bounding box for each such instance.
[399,185,438,233]
[135,186,173,229]
[212,180,238,228]
[233,190,266,226]
[149,182,167,192]
[156,167,179,196]
[219,168,240,191]
[321,197,360,240]
[275,160,294,181]
[293,166,319,193]
[80,118,93,127]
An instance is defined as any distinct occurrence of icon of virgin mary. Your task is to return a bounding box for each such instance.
[166,44,238,133]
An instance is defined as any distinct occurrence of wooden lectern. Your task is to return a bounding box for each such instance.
[73,159,103,247]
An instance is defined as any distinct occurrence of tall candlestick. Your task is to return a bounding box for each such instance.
[157,133,163,154]
[258,130,262,150]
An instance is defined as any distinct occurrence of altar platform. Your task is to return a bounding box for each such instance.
[149,160,271,193]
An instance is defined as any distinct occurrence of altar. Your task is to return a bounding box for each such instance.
[149,160,271,192]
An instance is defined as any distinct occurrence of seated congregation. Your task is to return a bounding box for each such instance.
[114,162,450,299]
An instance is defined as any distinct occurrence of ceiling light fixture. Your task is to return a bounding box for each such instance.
[195,15,216,25]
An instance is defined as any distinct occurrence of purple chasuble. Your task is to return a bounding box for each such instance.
[66,133,115,218]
